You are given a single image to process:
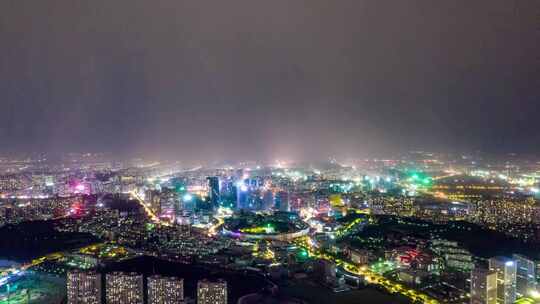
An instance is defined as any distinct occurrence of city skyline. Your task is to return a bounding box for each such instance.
[1,151,540,303]
[1,1,539,303]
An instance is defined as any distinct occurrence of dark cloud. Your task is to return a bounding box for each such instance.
[0,0,538,161]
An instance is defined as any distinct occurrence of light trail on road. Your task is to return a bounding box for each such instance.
[129,191,169,226]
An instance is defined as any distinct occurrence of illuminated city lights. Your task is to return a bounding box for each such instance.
[1,153,540,304]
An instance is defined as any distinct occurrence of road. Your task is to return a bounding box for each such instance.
[129,191,169,226]
[295,236,439,304]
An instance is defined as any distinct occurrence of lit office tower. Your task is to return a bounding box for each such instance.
[147,275,184,304]
[222,179,235,196]
[275,191,290,212]
[207,177,220,209]
[197,279,227,304]
[67,270,102,304]
[236,182,249,210]
[488,257,517,304]
[512,254,537,298]
[106,272,144,304]
[470,268,498,304]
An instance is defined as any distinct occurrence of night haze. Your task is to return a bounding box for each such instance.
[2,3,540,302]
[0,0,539,162]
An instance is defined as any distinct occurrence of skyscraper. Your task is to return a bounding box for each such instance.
[67,270,102,304]
[488,257,517,304]
[236,182,249,210]
[470,268,498,304]
[106,272,144,304]
[197,279,227,304]
[147,275,184,304]
[275,191,289,212]
[207,176,220,210]
[262,190,274,210]
[512,254,537,298]
[218,179,236,209]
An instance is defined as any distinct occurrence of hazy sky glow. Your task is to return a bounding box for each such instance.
[1,0,539,161]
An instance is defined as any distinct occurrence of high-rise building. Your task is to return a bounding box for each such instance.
[218,179,236,209]
[147,275,184,304]
[262,190,274,210]
[159,188,179,216]
[207,177,220,210]
[275,191,289,212]
[512,254,537,298]
[197,279,227,304]
[489,257,517,304]
[470,268,498,304]
[106,272,144,304]
[67,270,102,304]
[222,179,235,196]
[146,190,162,215]
[236,182,249,210]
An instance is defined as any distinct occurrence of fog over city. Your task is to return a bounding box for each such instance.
[1,0,539,162]
[3,2,540,303]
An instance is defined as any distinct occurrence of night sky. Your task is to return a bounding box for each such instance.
[1,1,539,161]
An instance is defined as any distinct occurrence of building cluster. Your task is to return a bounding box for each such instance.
[0,196,76,226]
[57,207,231,261]
[471,255,538,304]
[364,193,540,241]
[1,153,540,303]
[314,212,540,303]
[67,270,227,304]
